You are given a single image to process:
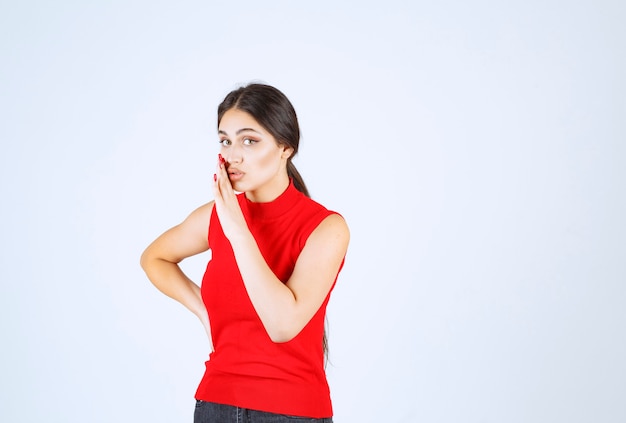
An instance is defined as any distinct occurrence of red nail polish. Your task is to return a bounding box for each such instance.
[213,173,217,182]
[218,154,225,163]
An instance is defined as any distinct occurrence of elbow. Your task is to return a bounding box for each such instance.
[139,250,148,271]
[139,248,152,273]
[266,324,301,344]
[268,332,296,344]
[264,302,307,343]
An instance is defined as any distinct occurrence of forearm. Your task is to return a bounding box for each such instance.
[229,232,297,341]
[141,256,207,321]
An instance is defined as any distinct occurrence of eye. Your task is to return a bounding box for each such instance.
[242,138,257,146]
[219,139,231,146]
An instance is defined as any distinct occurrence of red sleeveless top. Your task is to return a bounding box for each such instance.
[195,181,343,418]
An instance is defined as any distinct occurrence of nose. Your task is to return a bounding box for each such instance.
[222,144,243,165]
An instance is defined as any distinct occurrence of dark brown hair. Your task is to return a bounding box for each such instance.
[217,83,310,197]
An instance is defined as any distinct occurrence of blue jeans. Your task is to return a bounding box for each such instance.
[194,400,333,423]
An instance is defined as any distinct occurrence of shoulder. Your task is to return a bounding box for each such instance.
[293,195,345,233]
[296,212,349,275]
[308,212,350,248]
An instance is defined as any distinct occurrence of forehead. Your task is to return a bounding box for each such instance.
[218,109,264,134]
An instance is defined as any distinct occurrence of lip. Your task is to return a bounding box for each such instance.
[227,168,244,181]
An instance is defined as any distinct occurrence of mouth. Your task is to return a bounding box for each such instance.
[227,168,244,181]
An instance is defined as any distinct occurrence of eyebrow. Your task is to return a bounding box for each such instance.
[218,128,262,136]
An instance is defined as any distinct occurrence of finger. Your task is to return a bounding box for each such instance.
[213,154,227,197]
[216,155,235,196]
[212,173,219,196]
[213,172,225,207]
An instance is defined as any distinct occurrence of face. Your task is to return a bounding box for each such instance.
[218,108,293,200]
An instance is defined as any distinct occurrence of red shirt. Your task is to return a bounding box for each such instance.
[195,182,343,418]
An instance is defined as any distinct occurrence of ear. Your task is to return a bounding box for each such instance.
[281,145,294,160]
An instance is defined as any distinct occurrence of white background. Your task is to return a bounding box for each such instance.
[1,1,625,422]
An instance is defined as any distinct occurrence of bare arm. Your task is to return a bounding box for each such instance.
[228,214,349,342]
[213,167,349,343]
[140,202,214,346]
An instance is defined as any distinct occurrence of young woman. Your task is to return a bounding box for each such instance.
[140,83,350,422]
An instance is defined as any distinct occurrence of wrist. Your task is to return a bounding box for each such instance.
[227,226,255,247]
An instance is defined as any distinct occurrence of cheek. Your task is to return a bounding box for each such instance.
[253,148,281,169]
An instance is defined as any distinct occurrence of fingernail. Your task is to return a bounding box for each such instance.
[218,154,225,163]
[213,173,217,182]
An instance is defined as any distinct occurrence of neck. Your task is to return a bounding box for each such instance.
[244,172,291,203]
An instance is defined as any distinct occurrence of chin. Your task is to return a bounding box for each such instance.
[230,180,250,193]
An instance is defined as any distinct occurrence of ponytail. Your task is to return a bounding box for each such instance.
[287,160,310,198]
